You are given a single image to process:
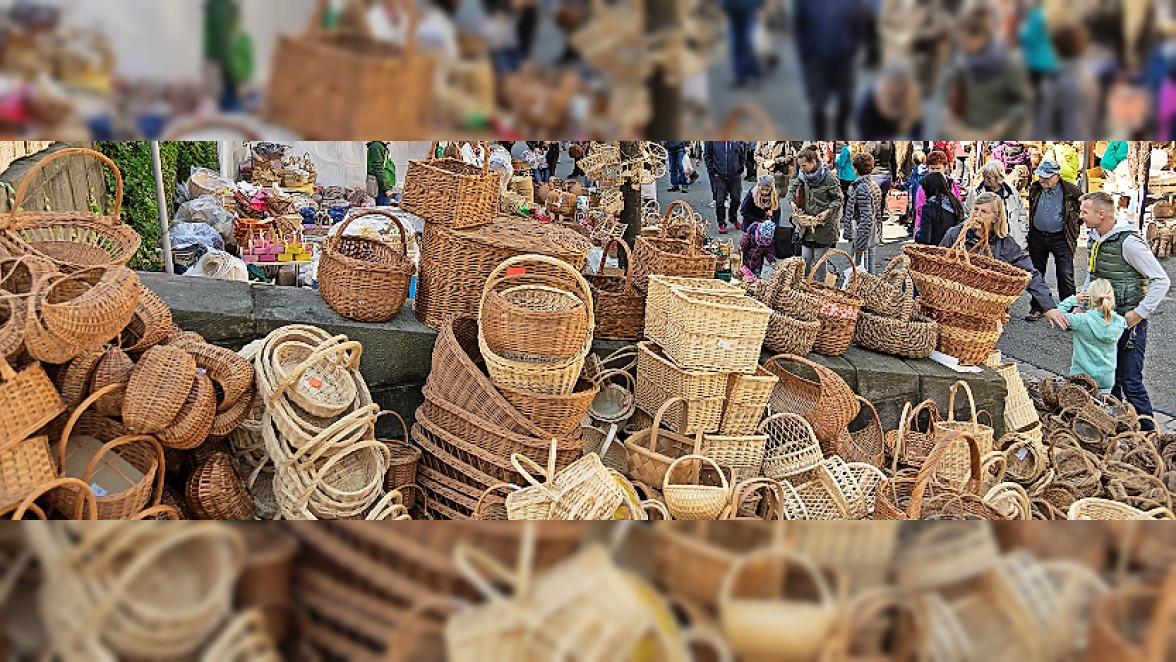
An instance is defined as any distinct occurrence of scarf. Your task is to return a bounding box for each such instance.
[754,185,779,212]
[961,39,1007,80]
[800,162,830,188]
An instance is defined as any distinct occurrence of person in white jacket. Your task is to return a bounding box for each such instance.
[965,160,1029,247]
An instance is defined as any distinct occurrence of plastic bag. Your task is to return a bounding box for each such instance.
[167,222,225,252]
[186,167,234,199]
[184,249,248,282]
[173,195,237,246]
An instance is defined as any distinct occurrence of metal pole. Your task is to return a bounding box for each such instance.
[1082,141,1092,193]
[152,141,174,275]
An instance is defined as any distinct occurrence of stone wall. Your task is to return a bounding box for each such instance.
[140,271,1009,440]
[0,141,108,217]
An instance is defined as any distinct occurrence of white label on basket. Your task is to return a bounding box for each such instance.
[307,378,323,390]
[716,339,732,350]
[90,483,108,497]
[195,368,207,375]
[1015,447,1029,461]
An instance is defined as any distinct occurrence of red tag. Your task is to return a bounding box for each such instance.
[308,378,323,389]
[506,267,527,277]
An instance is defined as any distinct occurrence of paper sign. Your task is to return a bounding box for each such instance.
[506,267,527,277]
[308,377,323,389]
[716,339,733,350]
[90,483,108,497]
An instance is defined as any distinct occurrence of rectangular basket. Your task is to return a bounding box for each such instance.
[636,342,726,435]
[263,33,432,140]
[720,367,779,436]
[663,289,772,374]
[644,275,742,346]
[402,142,501,229]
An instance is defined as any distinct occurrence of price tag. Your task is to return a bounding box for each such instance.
[1015,447,1029,461]
[308,377,323,390]
[506,267,527,277]
[195,368,207,375]
[716,339,733,350]
[90,483,108,497]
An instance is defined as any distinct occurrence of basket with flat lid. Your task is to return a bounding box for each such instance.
[1,148,141,272]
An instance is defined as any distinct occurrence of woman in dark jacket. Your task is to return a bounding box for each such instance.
[916,172,965,246]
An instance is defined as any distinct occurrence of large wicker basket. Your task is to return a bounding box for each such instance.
[904,222,1031,321]
[263,7,433,139]
[762,354,859,444]
[318,210,416,323]
[584,240,646,341]
[479,255,594,361]
[632,202,718,293]
[402,142,500,229]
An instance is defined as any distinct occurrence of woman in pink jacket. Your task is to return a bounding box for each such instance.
[914,149,962,237]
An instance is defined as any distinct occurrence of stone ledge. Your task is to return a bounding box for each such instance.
[142,272,1008,435]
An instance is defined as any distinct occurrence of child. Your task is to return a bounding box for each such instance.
[738,220,778,282]
[1058,280,1128,395]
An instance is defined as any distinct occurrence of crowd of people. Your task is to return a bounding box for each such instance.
[660,139,1170,429]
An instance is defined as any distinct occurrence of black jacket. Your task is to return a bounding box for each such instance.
[1028,179,1083,253]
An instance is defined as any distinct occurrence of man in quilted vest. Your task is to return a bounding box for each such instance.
[1076,192,1171,429]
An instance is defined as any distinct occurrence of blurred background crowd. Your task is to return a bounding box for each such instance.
[0,0,1174,139]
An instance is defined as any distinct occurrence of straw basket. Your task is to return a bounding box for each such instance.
[264,7,432,139]
[0,356,65,445]
[904,222,1032,320]
[0,432,55,514]
[853,312,938,359]
[479,255,593,361]
[498,377,599,440]
[632,202,719,293]
[801,250,863,356]
[478,332,589,396]
[763,311,821,356]
[934,381,996,489]
[186,451,254,521]
[923,304,1005,366]
[663,288,772,374]
[854,255,919,320]
[402,142,500,229]
[887,400,942,471]
[1,148,141,272]
[122,345,196,435]
[625,397,711,488]
[663,454,732,520]
[318,210,416,323]
[636,342,726,435]
[760,412,825,481]
[763,354,860,444]
[720,367,779,436]
[645,274,742,346]
[585,240,646,341]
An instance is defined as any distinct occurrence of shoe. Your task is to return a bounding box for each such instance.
[733,221,742,231]
[718,225,728,234]
[708,201,716,208]
[1024,311,1043,322]
[668,186,681,193]
[680,187,690,194]
[689,171,700,184]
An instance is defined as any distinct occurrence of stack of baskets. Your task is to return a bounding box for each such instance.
[905,224,1031,365]
[851,256,939,359]
[252,325,408,521]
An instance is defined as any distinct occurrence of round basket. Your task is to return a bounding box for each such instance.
[89,346,134,418]
[318,209,416,323]
[588,367,637,426]
[181,341,254,414]
[762,354,860,444]
[663,454,732,521]
[800,250,863,356]
[155,374,217,450]
[2,148,141,272]
[186,451,254,520]
[479,254,594,361]
[853,311,938,359]
[904,222,1032,306]
[763,311,821,356]
[269,337,362,419]
[922,303,1004,366]
[376,411,421,510]
[122,345,196,435]
[624,397,710,488]
[498,377,600,440]
[759,412,825,481]
[478,331,589,397]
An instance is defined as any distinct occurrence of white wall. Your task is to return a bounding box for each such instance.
[219,141,367,188]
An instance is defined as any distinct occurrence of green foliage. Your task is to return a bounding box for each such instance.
[96,141,219,271]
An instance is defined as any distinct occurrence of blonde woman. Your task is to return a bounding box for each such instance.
[1057,280,1127,394]
[940,191,1068,329]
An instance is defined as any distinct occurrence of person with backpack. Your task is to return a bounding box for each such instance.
[915,172,965,246]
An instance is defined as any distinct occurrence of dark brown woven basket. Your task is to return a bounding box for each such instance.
[156,373,217,450]
[853,311,938,359]
[762,354,859,444]
[186,451,254,520]
[585,240,646,341]
[319,209,416,323]
[402,142,500,229]
[376,410,421,510]
[120,284,173,354]
[903,223,1033,299]
[497,377,600,441]
[763,311,820,356]
[89,345,133,417]
[122,345,196,435]
[414,217,592,331]
[632,212,718,293]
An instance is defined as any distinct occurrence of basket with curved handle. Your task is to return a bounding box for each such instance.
[329,208,411,257]
[482,254,595,323]
[281,438,391,519]
[660,200,706,252]
[363,488,412,521]
[473,483,515,520]
[589,238,636,295]
[663,453,731,520]
[725,477,786,521]
[2,148,124,230]
[588,368,636,425]
[268,336,363,405]
[819,589,929,662]
[133,504,182,520]
[897,431,983,520]
[806,248,862,297]
[161,116,264,141]
[479,254,596,361]
[8,477,97,520]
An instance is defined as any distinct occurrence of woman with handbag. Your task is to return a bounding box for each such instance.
[786,144,844,282]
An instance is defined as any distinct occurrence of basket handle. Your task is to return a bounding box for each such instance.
[596,345,639,372]
[376,410,410,446]
[282,405,380,466]
[56,383,123,470]
[889,401,914,476]
[133,504,182,520]
[509,441,559,492]
[481,254,595,328]
[824,589,928,662]
[878,254,908,284]
[664,453,730,493]
[474,483,515,520]
[289,439,392,511]
[453,526,535,604]
[269,336,364,403]
[2,147,123,231]
[981,451,1008,485]
[592,367,634,393]
[591,239,636,294]
[947,380,979,425]
[10,477,97,520]
[728,477,785,520]
[906,431,982,519]
[718,103,778,139]
[806,248,858,291]
[982,482,1031,520]
[648,396,707,453]
[364,489,412,521]
[719,547,835,612]
[80,434,165,513]
[330,208,411,259]
[642,498,672,520]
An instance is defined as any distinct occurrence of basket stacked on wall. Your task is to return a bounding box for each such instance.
[402,141,501,230]
[631,202,719,293]
[317,209,416,323]
[905,223,1031,365]
[851,256,938,359]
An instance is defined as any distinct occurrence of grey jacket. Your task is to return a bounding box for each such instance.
[940,224,1056,312]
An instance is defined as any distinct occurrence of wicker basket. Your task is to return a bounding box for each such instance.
[89,346,133,417]
[263,11,432,140]
[934,381,996,490]
[904,222,1032,318]
[801,250,863,356]
[155,374,216,451]
[760,412,825,481]
[1,148,141,272]
[24,269,140,365]
[0,432,56,514]
[122,345,197,435]
[585,240,646,341]
[318,210,416,323]
[479,254,594,361]
[763,311,821,356]
[763,354,860,444]
[836,396,887,468]
[402,142,500,229]
[498,377,599,440]
[376,411,420,510]
[0,356,65,445]
[632,202,719,293]
[887,400,942,471]
[625,397,710,488]
[663,454,732,520]
[663,288,772,374]
[854,255,919,320]
[186,451,254,520]
[853,311,938,359]
[478,331,588,397]
[720,367,779,436]
[182,341,254,415]
[645,274,742,346]
[874,432,997,521]
[635,342,727,435]
[923,303,1005,366]
[414,216,592,331]
[1085,569,1176,662]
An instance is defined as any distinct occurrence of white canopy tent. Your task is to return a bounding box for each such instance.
[216,141,431,189]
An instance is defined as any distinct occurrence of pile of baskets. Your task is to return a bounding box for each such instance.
[850,255,939,359]
[905,223,1031,365]
[1147,217,1176,259]
[251,325,409,521]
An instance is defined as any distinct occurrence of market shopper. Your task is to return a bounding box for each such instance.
[722,0,766,88]
[964,160,1029,247]
[787,144,843,281]
[204,0,251,113]
[855,59,924,139]
[1035,22,1100,139]
[366,141,396,206]
[941,4,1032,139]
[705,140,745,234]
[915,172,964,246]
[1025,160,1083,323]
[835,142,856,199]
[941,192,1066,329]
[793,0,862,136]
[1077,192,1171,429]
[739,219,779,281]
[664,141,691,193]
[913,150,961,238]
[843,152,883,274]
[740,175,782,229]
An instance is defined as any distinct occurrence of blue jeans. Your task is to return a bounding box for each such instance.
[532,167,551,184]
[668,148,687,188]
[1114,320,1155,428]
[491,47,523,74]
[219,66,243,113]
[726,9,762,83]
[376,190,392,206]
